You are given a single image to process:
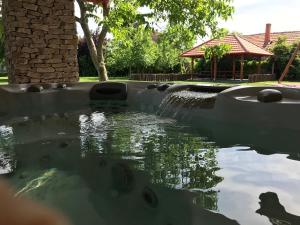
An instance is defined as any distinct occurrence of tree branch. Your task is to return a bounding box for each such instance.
[76,0,100,73]
[75,16,82,24]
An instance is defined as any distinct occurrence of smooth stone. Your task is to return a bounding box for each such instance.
[167,84,192,93]
[26,85,43,93]
[147,84,158,90]
[57,83,67,89]
[90,82,127,100]
[257,89,283,103]
[157,84,170,92]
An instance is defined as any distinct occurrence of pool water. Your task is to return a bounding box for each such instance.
[0,106,300,225]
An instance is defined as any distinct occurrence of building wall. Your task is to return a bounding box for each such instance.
[2,0,79,84]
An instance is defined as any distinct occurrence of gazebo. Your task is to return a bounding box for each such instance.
[181,34,274,80]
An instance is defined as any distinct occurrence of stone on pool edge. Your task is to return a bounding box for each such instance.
[257,89,283,103]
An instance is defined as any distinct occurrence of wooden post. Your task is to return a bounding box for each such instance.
[257,58,262,74]
[272,61,275,75]
[232,59,236,80]
[279,42,300,83]
[191,58,195,80]
[213,56,217,81]
[240,56,245,80]
[210,58,213,80]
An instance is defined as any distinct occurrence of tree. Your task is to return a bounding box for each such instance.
[75,0,234,81]
[106,25,158,75]
[155,25,195,73]
[271,37,300,79]
[78,33,98,76]
[203,44,231,80]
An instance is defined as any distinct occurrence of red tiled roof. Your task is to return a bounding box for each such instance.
[243,31,300,49]
[181,34,273,58]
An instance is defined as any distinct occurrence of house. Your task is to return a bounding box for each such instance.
[181,24,300,80]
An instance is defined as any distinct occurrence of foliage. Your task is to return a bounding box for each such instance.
[77,36,98,76]
[270,37,300,79]
[155,24,195,73]
[0,18,5,65]
[77,0,234,79]
[106,26,158,75]
[105,24,196,75]
[203,44,231,61]
[138,0,234,37]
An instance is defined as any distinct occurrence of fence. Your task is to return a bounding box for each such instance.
[130,73,194,82]
[130,73,276,83]
[248,74,275,83]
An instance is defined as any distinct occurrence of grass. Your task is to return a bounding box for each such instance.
[79,76,300,87]
[0,76,8,85]
[0,75,300,87]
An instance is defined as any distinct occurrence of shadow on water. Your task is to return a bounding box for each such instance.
[256,192,300,225]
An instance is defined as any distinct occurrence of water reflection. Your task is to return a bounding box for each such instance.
[256,192,300,225]
[1,110,300,225]
[0,126,15,175]
[79,112,223,210]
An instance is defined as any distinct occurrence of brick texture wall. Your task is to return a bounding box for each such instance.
[2,0,79,84]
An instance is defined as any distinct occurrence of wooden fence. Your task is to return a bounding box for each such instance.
[130,73,276,82]
[130,73,194,82]
[248,74,275,83]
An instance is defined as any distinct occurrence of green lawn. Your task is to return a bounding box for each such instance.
[80,77,300,87]
[0,76,8,85]
[0,76,300,87]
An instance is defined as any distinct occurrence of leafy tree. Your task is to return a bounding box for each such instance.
[75,0,234,81]
[155,25,195,73]
[203,44,231,80]
[271,37,300,79]
[106,25,158,75]
[78,35,98,76]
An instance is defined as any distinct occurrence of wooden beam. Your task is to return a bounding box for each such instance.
[240,56,245,80]
[191,58,195,80]
[257,58,262,74]
[279,42,300,83]
[191,58,195,73]
[210,58,213,80]
[232,59,236,80]
[213,56,217,81]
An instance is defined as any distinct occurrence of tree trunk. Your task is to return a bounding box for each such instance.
[96,3,109,81]
[76,0,109,82]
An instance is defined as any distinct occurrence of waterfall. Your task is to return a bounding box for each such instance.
[157,91,218,118]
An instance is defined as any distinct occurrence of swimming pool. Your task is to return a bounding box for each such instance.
[0,82,300,225]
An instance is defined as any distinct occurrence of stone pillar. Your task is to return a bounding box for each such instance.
[2,0,79,84]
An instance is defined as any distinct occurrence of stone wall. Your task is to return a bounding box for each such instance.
[2,0,79,84]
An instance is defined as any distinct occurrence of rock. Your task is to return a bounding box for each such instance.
[166,84,192,93]
[189,85,230,93]
[257,89,283,103]
[57,83,67,89]
[157,84,170,92]
[90,82,127,101]
[147,84,158,90]
[26,85,44,93]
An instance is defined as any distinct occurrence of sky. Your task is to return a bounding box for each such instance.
[76,0,300,37]
[221,0,300,35]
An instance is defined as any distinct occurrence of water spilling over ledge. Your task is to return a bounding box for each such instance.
[160,91,218,109]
